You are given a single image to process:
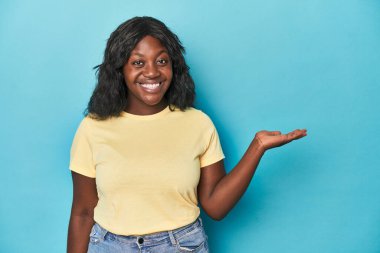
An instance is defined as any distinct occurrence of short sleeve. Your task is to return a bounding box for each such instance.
[69,118,96,178]
[199,116,225,168]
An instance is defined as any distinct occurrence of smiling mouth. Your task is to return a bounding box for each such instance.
[137,82,163,93]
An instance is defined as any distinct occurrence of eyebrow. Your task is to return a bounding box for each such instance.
[131,49,169,57]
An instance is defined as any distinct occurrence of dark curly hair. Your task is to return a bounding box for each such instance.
[85,16,195,120]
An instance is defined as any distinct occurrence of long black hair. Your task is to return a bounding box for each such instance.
[85,16,195,120]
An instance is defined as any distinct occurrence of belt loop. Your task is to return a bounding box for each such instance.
[94,223,108,240]
[199,217,203,227]
[168,230,177,246]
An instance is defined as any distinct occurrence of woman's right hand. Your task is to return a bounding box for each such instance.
[67,172,98,253]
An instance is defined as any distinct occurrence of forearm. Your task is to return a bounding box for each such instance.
[67,214,94,253]
[207,139,265,219]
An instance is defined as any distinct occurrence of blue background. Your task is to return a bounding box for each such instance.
[1,0,379,252]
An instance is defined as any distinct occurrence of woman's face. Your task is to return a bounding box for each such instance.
[123,35,173,112]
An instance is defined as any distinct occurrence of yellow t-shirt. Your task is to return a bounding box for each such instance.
[69,105,225,235]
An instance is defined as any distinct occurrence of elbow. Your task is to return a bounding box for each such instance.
[210,212,227,221]
[200,199,229,221]
[210,215,224,221]
[203,207,228,221]
[70,204,95,219]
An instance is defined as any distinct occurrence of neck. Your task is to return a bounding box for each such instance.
[124,101,168,116]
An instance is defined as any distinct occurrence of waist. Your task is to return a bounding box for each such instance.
[93,194,201,235]
[91,217,204,247]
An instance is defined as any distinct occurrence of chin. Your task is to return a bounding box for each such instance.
[142,98,165,106]
[140,93,166,104]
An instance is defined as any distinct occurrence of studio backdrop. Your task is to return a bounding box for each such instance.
[1,0,379,252]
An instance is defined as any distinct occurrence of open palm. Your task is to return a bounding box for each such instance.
[255,129,307,150]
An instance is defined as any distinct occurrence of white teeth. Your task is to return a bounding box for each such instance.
[139,83,161,89]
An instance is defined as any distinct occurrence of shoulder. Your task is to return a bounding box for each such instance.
[178,106,215,128]
[81,113,119,128]
[179,106,210,119]
[77,115,97,130]
[74,114,108,135]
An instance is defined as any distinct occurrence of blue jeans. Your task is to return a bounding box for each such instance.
[87,217,209,253]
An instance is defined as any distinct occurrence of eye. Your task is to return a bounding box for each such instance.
[132,60,144,67]
[157,58,168,65]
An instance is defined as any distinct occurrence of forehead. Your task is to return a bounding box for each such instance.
[131,35,168,55]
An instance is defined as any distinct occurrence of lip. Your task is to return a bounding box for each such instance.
[137,81,164,93]
[137,79,164,84]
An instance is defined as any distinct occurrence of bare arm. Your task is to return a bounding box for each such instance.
[198,129,307,220]
[67,172,98,253]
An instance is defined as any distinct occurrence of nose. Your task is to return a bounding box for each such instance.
[143,63,160,78]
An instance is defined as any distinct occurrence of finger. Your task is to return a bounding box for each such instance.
[268,131,282,136]
[296,129,307,137]
[287,129,307,141]
[256,130,281,138]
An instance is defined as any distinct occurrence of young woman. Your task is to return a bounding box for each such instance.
[67,16,307,253]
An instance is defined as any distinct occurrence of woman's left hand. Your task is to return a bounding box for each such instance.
[254,129,307,151]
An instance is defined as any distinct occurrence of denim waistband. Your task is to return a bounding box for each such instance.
[92,217,204,247]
